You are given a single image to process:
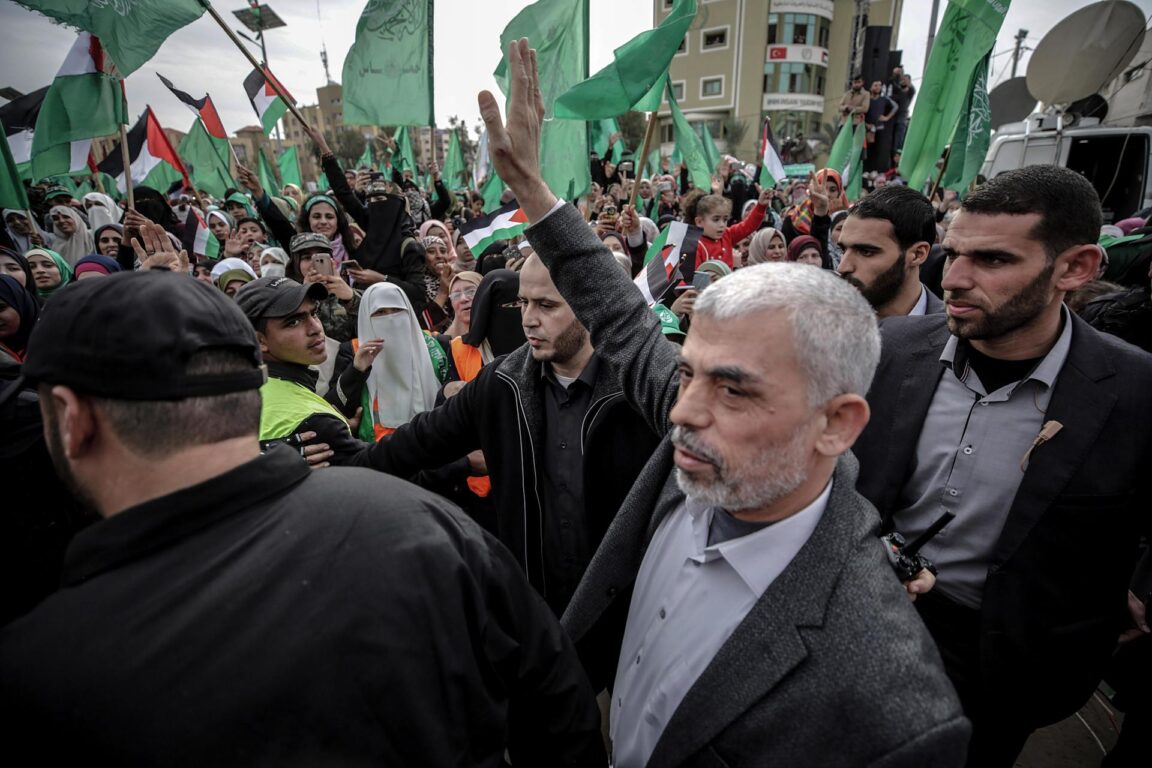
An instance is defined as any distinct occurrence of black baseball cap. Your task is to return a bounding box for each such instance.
[235,276,327,323]
[21,271,265,400]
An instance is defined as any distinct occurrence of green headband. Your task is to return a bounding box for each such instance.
[304,195,338,213]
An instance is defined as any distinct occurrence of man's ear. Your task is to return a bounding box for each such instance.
[256,329,271,357]
[46,385,97,460]
[814,394,870,458]
[1055,244,1103,293]
[906,241,931,269]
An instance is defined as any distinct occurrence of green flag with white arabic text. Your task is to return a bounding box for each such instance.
[667,80,710,190]
[278,146,302,189]
[940,54,991,196]
[342,0,433,127]
[899,0,1010,189]
[442,129,467,188]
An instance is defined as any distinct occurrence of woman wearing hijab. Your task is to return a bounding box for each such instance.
[48,206,93,268]
[296,194,357,270]
[73,254,122,280]
[216,269,254,297]
[132,186,182,238]
[747,228,789,265]
[258,246,290,278]
[451,269,525,383]
[0,247,34,290]
[4,210,52,253]
[350,282,443,440]
[443,271,482,339]
[782,169,843,256]
[207,210,235,245]
[92,223,124,258]
[209,257,257,284]
[787,235,830,268]
[82,192,122,230]
[25,247,73,302]
[419,220,458,262]
[828,210,850,268]
[0,273,39,364]
[418,234,455,332]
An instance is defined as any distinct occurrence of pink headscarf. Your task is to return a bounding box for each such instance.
[1116,217,1147,235]
[419,220,456,260]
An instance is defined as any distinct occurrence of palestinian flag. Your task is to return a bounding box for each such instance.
[157,73,228,141]
[97,107,189,193]
[0,86,96,181]
[30,32,127,180]
[635,221,703,306]
[758,118,787,190]
[183,207,220,260]
[459,201,529,254]
[244,67,292,136]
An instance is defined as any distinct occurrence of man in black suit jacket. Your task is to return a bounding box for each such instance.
[837,184,945,317]
[853,165,1152,767]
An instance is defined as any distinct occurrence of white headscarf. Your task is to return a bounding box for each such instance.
[3,209,52,253]
[49,205,94,268]
[357,282,439,430]
[82,192,122,229]
[259,246,290,278]
[209,257,257,281]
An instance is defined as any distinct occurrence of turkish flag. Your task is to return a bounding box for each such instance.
[769,47,787,60]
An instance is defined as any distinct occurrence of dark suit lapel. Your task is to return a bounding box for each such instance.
[992,319,1117,564]
[868,321,950,519]
[645,459,863,767]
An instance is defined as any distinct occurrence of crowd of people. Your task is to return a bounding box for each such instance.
[1,37,1151,768]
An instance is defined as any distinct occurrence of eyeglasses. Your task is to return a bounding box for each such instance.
[449,287,477,301]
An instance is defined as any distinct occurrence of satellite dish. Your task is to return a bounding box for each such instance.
[1066,93,1110,122]
[1026,0,1145,105]
[989,77,1036,127]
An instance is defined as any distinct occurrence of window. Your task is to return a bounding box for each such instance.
[701,77,724,98]
[660,123,675,143]
[671,81,685,101]
[676,35,687,55]
[763,63,824,95]
[768,14,777,45]
[701,27,728,50]
[233,145,248,163]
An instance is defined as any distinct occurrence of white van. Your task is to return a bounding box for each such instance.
[981,116,1152,223]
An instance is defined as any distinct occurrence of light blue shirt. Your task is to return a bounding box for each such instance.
[610,481,831,767]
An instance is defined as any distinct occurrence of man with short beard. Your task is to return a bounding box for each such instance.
[311,251,662,616]
[837,185,943,317]
[480,37,968,768]
[853,165,1152,767]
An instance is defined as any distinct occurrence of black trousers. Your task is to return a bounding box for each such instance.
[916,591,1034,768]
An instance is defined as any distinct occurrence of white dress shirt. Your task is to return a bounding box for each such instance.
[609,482,832,767]
[908,285,929,316]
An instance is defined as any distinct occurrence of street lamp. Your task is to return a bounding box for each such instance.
[232,1,286,67]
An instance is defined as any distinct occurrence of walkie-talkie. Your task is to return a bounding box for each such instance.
[881,511,956,583]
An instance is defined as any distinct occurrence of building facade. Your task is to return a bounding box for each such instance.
[655,0,903,165]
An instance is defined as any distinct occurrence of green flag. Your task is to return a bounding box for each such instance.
[0,132,31,211]
[495,0,590,199]
[392,127,417,175]
[442,129,467,188]
[701,122,721,176]
[941,54,991,196]
[278,146,302,188]
[825,121,854,179]
[666,80,710,190]
[356,140,373,170]
[257,149,280,200]
[178,119,234,199]
[899,0,1011,189]
[645,147,661,178]
[14,0,206,76]
[590,118,623,164]
[842,122,867,201]
[342,0,433,127]
[480,171,506,212]
[554,0,697,119]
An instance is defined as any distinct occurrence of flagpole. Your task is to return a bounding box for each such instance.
[119,123,135,210]
[629,110,660,210]
[201,2,312,131]
[927,145,952,201]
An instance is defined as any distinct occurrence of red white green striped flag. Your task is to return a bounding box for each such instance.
[31,32,127,180]
[458,201,529,254]
[244,67,292,136]
[183,207,220,260]
[635,221,703,306]
[758,118,787,189]
[96,107,189,193]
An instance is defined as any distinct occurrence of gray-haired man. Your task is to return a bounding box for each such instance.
[478,38,969,767]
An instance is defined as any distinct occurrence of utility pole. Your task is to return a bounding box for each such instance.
[925,0,941,64]
[1011,29,1029,78]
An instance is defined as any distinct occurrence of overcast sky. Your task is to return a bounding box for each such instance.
[2,0,1150,140]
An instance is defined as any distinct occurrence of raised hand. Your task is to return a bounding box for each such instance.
[132,221,185,272]
[808,171,829,217]
[478,38,556,222]
[236,164,264,200]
